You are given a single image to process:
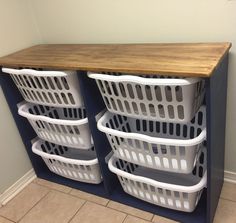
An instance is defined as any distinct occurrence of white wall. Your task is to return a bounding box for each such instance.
[0,0,41,193]
[30,0,236,172]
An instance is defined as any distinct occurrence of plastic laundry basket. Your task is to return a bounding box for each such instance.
[88,72,205,122]
[2,68,83,107]
[98,106,206,173]
[18,102,92,149]
[108,147,207,212]
[32,138,102,184]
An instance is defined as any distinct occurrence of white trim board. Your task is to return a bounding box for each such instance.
[224,171,236,184]
[0,169,36,207]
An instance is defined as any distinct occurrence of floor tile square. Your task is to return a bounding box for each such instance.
[19,190,85,223]
[70,201,126,223]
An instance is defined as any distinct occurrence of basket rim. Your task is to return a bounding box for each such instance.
[108,154,207,193]
[32,139,98,165]
[88,72,202,85]
[97,110,206,147]
[2,67,76,77]
[18,101,88,125]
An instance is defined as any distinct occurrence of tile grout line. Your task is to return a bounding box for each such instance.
[122,214,154,223]
[32,182,84,202]
[105,202,154,222]
[69,189,110,206]
[220,197,236,203]
[151,214,155,222]
[32,181,72,194]
[67,200,88,223]
[16,190,50,223]
[67,188,73,194]
[0,215,16,223]
[33,181,109,206]
[82,200,128,223]
[121,214,128,223]
[106,200,111,207]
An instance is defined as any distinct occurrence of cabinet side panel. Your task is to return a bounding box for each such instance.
[206,55,229,223]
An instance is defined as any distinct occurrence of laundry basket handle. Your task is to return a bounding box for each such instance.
[108,156,207,193]
[32,140,98,165]
[18,102,88,125]
[2,68,67,77]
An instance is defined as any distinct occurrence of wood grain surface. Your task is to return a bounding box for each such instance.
[0,43,231,77]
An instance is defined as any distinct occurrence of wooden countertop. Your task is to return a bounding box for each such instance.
[0,43,231,77]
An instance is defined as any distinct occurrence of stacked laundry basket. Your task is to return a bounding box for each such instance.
[2,68,102,184]
[88,72,207,212]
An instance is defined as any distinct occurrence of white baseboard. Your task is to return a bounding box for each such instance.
[224,170,236,184]
[0,169,36,207]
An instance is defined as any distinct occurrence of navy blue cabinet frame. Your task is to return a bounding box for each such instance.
[0,53,229,223]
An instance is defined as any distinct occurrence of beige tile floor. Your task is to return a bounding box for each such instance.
[0,179,235,223]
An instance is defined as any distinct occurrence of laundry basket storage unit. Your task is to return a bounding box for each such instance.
[98,106,206,173]
[108,147,207,212]
[88,72,205,122]
[32,138,102,184]
[2,68,83,107]
[18,102,92,149]
[0,43,231,223]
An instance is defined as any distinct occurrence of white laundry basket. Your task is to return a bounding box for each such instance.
[98,106,206,173]
[108,147,207,212]
[88,72,205,122]
[2,68,83,107]
[18,102,92,149]
[32,138,102,184]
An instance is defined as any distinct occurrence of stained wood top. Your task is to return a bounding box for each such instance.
[0,43,231,77]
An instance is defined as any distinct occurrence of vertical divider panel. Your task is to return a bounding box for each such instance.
[77,71,119,194]
[206,54,229,223]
